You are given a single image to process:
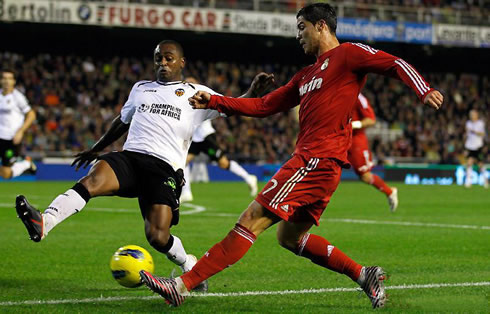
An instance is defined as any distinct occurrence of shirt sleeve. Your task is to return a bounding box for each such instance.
[207,73,301,118]
[345,43,434,102]
[357,94,376,121]
[120,83,139,124]
[16,92,32,114]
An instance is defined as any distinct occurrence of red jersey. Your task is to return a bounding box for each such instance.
[208,42,433,166]
[352,93,376,139]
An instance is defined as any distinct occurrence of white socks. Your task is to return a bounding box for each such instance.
[465,167,473,186]
[229,160,250,180]
[182,164,192,196]
[10,159,31,178]
[165,235,195,273]
[43,189,87,234]
[175,277,190,296]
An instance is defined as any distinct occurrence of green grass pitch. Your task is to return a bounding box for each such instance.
[1,181,489,313]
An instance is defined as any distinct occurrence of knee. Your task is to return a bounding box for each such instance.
[218,157,229,169]
[79,174,100,194]
[277,235,298,253]
[145,225,171,250]
[360,172,372,183]
[0,167,10,179]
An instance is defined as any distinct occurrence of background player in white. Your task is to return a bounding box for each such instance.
[15,41,227,290]
[464,109,487,188]
[181,78,258,202]
[0,69,37,179]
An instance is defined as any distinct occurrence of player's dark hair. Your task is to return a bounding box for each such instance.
[158,40,185,57]
[297,3,337,34]
[1,68,16,77]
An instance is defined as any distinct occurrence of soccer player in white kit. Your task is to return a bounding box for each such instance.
[14,41,266,290]
[0,69,37,179]
[464,109,487,188]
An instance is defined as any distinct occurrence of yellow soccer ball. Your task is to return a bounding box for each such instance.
[110,245,154,288]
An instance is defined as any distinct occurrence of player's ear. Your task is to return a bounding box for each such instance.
[180,57,186,69]
[316,19,327,32]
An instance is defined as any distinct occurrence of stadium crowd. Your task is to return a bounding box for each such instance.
[1,51,488,164]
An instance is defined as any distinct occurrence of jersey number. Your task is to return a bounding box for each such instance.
[262,179,278,195]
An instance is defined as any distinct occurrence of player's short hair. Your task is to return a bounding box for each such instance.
[157,40,184,57]
[297,3,337,35]
[1,68,16,77]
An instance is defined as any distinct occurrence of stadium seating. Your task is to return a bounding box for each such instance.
[1,51,488,164]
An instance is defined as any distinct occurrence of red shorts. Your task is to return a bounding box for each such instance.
[347,135,373,176]
[255,154,342,226]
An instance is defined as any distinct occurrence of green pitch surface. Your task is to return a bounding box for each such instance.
[1,181,489,313]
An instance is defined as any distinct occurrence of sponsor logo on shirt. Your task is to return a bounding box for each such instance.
[299,76,323,97]
[148,103,182,120]
[137,104,149,113]
[175,88,185,97]
[143,89,157,93]
[0,109,12,114]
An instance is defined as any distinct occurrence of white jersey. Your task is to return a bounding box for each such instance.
[465,119,485,150]
[192,119,216,143]
[0,89,31,141]
[121,80,222,171]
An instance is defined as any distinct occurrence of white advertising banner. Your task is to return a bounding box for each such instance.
[0,0,297,37]
[434,24,489,47]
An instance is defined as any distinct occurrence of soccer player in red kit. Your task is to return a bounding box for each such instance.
[139,3,443,309]
[349,93,398,212]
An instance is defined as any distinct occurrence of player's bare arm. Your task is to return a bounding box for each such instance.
[423,90,443,110]
[13,109,36,145]
[71,115,130,171]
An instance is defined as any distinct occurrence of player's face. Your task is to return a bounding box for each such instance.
[154,43,185,82]
[470,110,478,121]
[0,72,15,90]
[296,16,320,56]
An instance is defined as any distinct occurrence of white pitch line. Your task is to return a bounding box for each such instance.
[2,202,489,230]
[0,281,488,306]
[327,218,490,230]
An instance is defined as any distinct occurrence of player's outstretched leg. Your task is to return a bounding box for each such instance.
[387,187,398,212]
[15,183,91,242]
[480,164,488,189]
[9,157,37,178]
[361,172,398,212]
[358,266,387,309]
[290,230,387,308]
[223,158,258,196]
[140,270,186,307]
[184,254,208,292]
[15,195,44,242]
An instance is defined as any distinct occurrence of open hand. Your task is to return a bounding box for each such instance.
[249,72,275,96]
[189,91,212,109]
[71,150,99,171]
[424,90,443,110]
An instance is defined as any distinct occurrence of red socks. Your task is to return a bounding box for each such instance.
[298,233,362,282]
[370,174,393,196]
[181,224,256,290]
